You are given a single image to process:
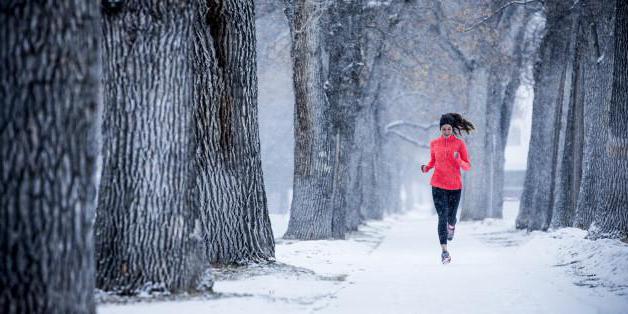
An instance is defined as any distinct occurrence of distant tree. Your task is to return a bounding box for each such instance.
[282,0,412,239]
[347,1,417,225]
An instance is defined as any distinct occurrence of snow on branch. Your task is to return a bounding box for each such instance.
[384,120,437,149]
[385,120,439,131]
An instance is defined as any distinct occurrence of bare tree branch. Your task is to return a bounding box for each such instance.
[385,129,430,148]
[383,118,437,148]
[429,0,475,72]
[461,0,542,33]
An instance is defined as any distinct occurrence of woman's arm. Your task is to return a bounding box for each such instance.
[456,141,471,171]
[422,142,436,172]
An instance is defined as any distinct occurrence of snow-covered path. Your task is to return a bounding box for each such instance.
[321,211,625,314]
[98,202,628,314]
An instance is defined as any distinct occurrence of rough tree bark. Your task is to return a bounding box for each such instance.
[96,0,207,293]
[0,2,100,313]
[589,0,628,239]
[197,0,275,264]
[573,0,616,230]
[96,0,273,293]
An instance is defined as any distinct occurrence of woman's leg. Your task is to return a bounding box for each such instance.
[432,187,448,248]
[447,189,462,227]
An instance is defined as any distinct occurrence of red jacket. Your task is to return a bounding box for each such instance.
[423,135,471,190]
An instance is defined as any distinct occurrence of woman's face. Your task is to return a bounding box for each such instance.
[441,124,453,137]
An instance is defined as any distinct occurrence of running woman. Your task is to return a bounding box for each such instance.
[420,113,474,264]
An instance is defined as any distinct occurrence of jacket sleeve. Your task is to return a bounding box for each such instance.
[425,142,436,172]
[456,141,471,171]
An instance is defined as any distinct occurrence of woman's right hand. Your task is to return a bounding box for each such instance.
[421,165,427,173]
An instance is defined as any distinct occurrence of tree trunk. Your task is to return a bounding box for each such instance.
[551,13,584,228]
[589,0,628,239]
[348,90,386,223]
[461,67,490,221]
[516,3,576,230]
[96,1,206,293]
[350,134,383,222]
[0,2,100,313]
[345,1,412,225]
[284,0,410,238]
[282,0,338,239]
[96,1,274,292]
[326,0,366,238]
[573,0,616,230]
[197,0,275,264]
[486,64,509,219]
[520,0,620,234]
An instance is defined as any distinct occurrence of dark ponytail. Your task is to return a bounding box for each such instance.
[439,113,475,136]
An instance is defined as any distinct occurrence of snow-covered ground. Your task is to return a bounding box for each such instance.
[98,201,628,314]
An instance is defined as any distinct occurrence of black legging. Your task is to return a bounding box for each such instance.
[432,187,462,245]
